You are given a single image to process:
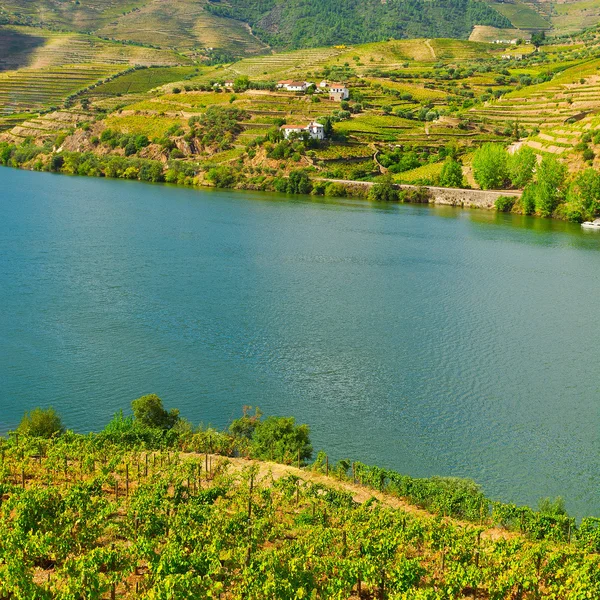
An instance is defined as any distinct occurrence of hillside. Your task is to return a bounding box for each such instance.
[1,402,599,598]
[205,0,512,49]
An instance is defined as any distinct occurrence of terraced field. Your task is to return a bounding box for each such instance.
[6,110,90,140]
[0,64,123,114]
[83,66,200,97]
[0,26,187,70]
[485,0,551,30]
[0,0,148,31]
[96,0,267,54]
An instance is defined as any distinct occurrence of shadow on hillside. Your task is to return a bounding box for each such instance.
[0,28,46,72]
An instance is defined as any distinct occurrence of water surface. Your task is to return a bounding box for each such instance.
[1,168,599,517]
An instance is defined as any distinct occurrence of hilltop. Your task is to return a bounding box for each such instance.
[1,0,593,59]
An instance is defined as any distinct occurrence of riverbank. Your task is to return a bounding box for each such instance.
[0,157,526,216]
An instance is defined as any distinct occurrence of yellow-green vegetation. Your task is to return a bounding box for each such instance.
[484,0,551,30]
[1,401,600,599]
[4,23,600,222]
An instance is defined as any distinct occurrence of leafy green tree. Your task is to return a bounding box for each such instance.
[233,75,250,92]
[439,157,464,188]
[508,146,536,189]
[17,407,64,438]
[535,155,567,217]
[520,183,537,215]
[568,169,600,215]
[531,31,546,49]
[472,143,509,190]
[538,496,568,517]
[286,170,312,194]
[368,176,398,202]
[131,394,179,430]
[250,416,312,464]
[230,406,263,439]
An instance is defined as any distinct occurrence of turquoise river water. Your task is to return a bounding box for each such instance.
[1,167,599,517]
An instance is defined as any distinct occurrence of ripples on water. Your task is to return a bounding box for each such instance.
[1,168,599,517]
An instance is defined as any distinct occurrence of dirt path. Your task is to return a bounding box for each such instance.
[424,39,436,59]
[201,453,513,541]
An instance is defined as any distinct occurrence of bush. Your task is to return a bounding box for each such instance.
[368,176,398,202]
[250,416,312,464]
[131,394,180,430]
[495,195,516,212]
[17,407,64,438]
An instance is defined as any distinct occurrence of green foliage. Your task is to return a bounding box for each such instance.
[368,176,398,201]
[439,157,464,188]
[229,406,263,439]
[538,496,568,517]
[535,155,568,217]
[472,143,509,190]
[568,169,600,216]
[131,394,180,430]
[508,146,536,189]
[495,195,516,212]
[250,416,313,464]
[520,183,537,215]
[207,165,237,188]
[276,170,313,194]
[17,407,64,438]
[206,0,511,49]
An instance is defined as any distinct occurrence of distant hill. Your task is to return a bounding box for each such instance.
[205,0,513,49]
[0,0,597,57]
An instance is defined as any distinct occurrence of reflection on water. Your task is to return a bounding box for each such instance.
[1,168,600,518]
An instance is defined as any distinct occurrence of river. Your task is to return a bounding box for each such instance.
[1,167,599,517]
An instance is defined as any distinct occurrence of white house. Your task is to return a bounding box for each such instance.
[329,83,349,101]
[276,80,309,92]
[281,121,325,140]
[319,80,329,88]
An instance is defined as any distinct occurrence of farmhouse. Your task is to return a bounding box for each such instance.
[281,121,325,140]
[276,80,309,92]
[329,83,349,101]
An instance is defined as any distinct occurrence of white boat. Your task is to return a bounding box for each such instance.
[581,218,600,230]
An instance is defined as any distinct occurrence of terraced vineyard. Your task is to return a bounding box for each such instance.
[1,403,600,600]
[96,0,267,54]
[0,64,124,114]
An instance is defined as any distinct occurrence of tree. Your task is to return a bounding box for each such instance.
[439,157,464,188]
[531,31,546,49]
[233,76,250,92]
[368,175,398,202]
[568,169,600,215]
[131,394,179,430]
[508,146,536,189]
[317,116,334,138]
[535,155,567,217]
[286,170,312,194]
[472,143,509,190]
[250,416,312,464]
[17,407,64,438]
[230,406,263,439]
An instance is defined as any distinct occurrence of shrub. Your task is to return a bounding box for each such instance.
[131,394,180,430]
[250,416,312,464]
[368,176,398,202]
[17,407,64,438]
[495,195,516,212]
